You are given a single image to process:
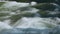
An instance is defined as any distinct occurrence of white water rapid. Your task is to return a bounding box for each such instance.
[0,1,60,34]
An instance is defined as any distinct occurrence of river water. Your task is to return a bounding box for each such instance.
[0,1,60,34]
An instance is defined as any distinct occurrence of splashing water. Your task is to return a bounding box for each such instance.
[0,21,12,31]
[13,17,58,29]
[0,1,60,34]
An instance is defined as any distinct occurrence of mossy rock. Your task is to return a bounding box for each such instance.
[0,13,9,17]
[10,14,22,25]
[0,13,9,21]
[0,7,9,11]
[21,13,35,17]
[0,2,5,7]
[32,3,56,11]
[37,10,49,17]
[10,13,35,25]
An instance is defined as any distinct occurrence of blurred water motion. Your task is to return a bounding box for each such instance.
[0,1,60,34]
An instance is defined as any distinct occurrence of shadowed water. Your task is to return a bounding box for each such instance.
[0,28,54,34]
[0,26,60,34]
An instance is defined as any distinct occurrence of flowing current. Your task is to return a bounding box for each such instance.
[0,1,60,34]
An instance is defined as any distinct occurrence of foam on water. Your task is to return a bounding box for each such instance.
[0,1,60,32]
[12,17,59,29]
[0,21,12,31]
[2,1,30,8]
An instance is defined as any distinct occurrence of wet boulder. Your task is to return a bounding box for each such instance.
[10,14,22,25]
[37,10,49,17]
[32,3,56,11]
